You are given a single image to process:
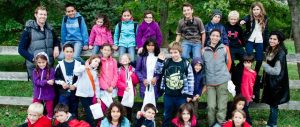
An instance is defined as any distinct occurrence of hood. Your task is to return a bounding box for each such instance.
[25,20,52,30]
[192,57,203,66]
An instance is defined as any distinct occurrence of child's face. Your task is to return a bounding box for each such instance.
[170,49,181,61]
[269,35,280,48]
[36,58,47,69]
[252,6,261,17]
[55,111,69,123]
[194,63,202,72]
[181,109,191,123]
[122,11,132,21]
[233,112,246,126]
[65,6,76,18]
[236,101,245,110]
[212,15,221,24]
[243,61,252,70]
[120,55,130,65]
[229,16,238,25]
[63,47,74,60]
[183,6,193,19]
[144,14,153,24]
[90,58,100,69]
[101,46,112,58]
[210,31,221,45]
[146,42,155,53]
[27,111,41,124]
[144,108,156,120]
[96,18,104,27]
[111,106,121,121]
[35,10,47,25]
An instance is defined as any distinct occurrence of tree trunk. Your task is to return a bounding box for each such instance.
[288,0,300,78]
[159,0,169,48]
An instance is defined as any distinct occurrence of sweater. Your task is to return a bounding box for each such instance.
[32,68,55,100]
[116,65,139,97]
[136,21,162,48]
[88,25,113,46]
[98,56,118,90]
[225,23,244,48]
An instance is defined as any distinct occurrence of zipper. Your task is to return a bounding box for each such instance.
[38,70,44,99]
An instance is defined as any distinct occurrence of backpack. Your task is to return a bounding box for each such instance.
[63,16,82,29]
[117,21,138,40]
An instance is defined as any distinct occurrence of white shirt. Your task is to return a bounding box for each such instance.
[248,20,263,43]
[146,53,158,81]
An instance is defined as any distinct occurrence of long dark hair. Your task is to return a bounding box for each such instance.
[106,101,126,125]
[34,54,50,80]
[232,95,247,111]
[176,103,194,126]
[267,30,287,54]
[95,14,110,29]
[140,38,160,57]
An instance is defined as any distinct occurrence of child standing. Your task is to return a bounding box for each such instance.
[175,2,205,59]
[135,103,157,127]
[171,103,197,127]
[191,57,204,117]
[32,52,55,119]
[205,9,228,46]
[88,14,113,55]
[100,101,131,127]
[240,2,268,102]
[55,44,81,117]
[155,42,194,127]
[136,39,161,99]
[223,110,251,127]
[71,55,102,127]
[136,10,162,54]
[113,9,138,62]
[117,54,139,121]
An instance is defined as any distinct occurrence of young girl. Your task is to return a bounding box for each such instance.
[113,8,138,62]
[100,101,131,127]
[135,39,161,99]
[223,110,251,127]
[240,2,268,102]
[88,14,113,55]
[71,55,101,127]
[98,43,118,111]
[136,10,162,54]
[116,54,139,121]
[32,52,55,119]
[227,95,252,125]
[172,103,197,127]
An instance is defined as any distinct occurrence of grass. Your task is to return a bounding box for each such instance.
[285,39,296,54]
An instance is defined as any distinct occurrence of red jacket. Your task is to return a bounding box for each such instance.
[241,67,256,103]
[223,120,251,127]
[53,118,90,127]
[171,115,197,127]
[116,65,139,96]
[27,116,51,127]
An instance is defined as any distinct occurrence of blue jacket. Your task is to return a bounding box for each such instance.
[100,117,130,127]
[114,20,138,47]
[205,21,228,46]
[61,12,89,46]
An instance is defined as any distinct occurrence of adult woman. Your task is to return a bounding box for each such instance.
[262,31,289,127]
[202,29,232,127]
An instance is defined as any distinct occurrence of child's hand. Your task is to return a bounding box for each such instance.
[97,98,101,103]
[47,80,54,85]
[89,46,93,50]
[136,111,143,119]
[112,45,118,50]
[62,83,69,89]
[128,71,133,76]
[137,48,143,54]
[240,20,246,25]
[85,60,90,68]
[158,52,165,60]
[201,86,207,95]
[125,87,130,92]
[143,79,149,86]
[186,97,192,102]
[193,95,199,101]
[151,77,157,85]
[82,45,88,50]
[107,87,113,93]
[69,85,76,90]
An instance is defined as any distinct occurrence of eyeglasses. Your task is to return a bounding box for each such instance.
[145,17,153,19]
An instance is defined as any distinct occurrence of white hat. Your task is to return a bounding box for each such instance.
[35,52,49,63]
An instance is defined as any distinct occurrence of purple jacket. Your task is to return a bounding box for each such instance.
[136,21,162,48]
[33,68,55,100]
[135,55,160,98]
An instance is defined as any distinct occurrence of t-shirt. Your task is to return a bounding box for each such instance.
[164,59,186,96]
[64,60,75,84]
[176,17,205,42]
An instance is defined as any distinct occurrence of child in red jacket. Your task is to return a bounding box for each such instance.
[223,109,251,127]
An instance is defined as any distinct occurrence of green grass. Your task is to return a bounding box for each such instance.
[0,81,32,97]
[0,55,27,72]
[285,39,295,54]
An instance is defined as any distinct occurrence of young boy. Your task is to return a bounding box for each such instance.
[134,103,157,127]
[175,2,205,59]
[55,44,81,118]
[205,9,228,46]
[18,102,51,127]
[58,4,89,63]
[191,57,205,117]
[155,42,194,127]
[225,10,245,64]
[53,103,90,127]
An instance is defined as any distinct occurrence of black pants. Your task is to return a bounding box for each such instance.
[118,96,133,121]
[79,97,96,127]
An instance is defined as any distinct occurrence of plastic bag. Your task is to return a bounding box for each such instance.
[121,78,134,108]
[141,85,156,111]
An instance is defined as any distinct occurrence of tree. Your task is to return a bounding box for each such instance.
[288,0,300,78]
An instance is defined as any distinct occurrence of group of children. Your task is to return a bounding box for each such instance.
[19,1,271,127]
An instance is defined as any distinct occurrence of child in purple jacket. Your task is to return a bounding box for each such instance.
[136,10,162,54]
[32,52,55,119]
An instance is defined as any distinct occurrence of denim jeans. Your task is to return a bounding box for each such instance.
[118,46,135,62]
[230,47,245,62]
[58,41,84,63]
[162,94,186,127]
[79,97,96,127]
[181,40,202,59]
[267,105,278,127]
[92,45,101,55]
[58,91,79,117]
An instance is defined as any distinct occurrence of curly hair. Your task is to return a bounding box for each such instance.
[106,101,126,125]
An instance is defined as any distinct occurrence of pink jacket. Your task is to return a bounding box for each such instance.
[98,56,118,90]
[171,115,197,127]
[116,65,139,97]
[241,67,257,103]
[88,25,113,46]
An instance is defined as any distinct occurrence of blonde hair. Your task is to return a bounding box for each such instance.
[119,53,131,62]
[28,102,44,115]
[168,41,182,53]
[228,10,240,20]
[250,2,266,30]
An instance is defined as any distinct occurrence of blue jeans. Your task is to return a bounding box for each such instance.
[92,45,101,55]
[245,41,263,62]
[181,40,202,59]
[119,46,135,62]
[58,41,84,63]
[267,105,278,126]
[162,95,186,127]
[230,47,245,62]
[79,97,96,127]
[58,91,79,117]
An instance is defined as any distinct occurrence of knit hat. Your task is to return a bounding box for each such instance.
[192,57,203,66]
[35,52,49,63]
[211,9,222,19]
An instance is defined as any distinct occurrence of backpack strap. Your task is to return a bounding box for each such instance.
[118,22,122,40]
[133,22,138,35]
[223,45,232,71]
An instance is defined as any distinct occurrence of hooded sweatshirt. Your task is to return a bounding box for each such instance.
[191,57,204,96]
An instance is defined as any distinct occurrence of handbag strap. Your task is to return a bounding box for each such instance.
[86,68,96,94]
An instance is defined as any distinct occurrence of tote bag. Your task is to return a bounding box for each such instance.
[141,85,156,111]
[121,77,134,108]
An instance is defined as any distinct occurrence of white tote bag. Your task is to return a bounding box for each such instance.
[89,103,104,119]
[141,85,156,111]
[100,91,113,107]
[121,77,134,108]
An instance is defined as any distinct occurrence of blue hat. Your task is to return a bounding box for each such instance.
[192,57,203,66]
